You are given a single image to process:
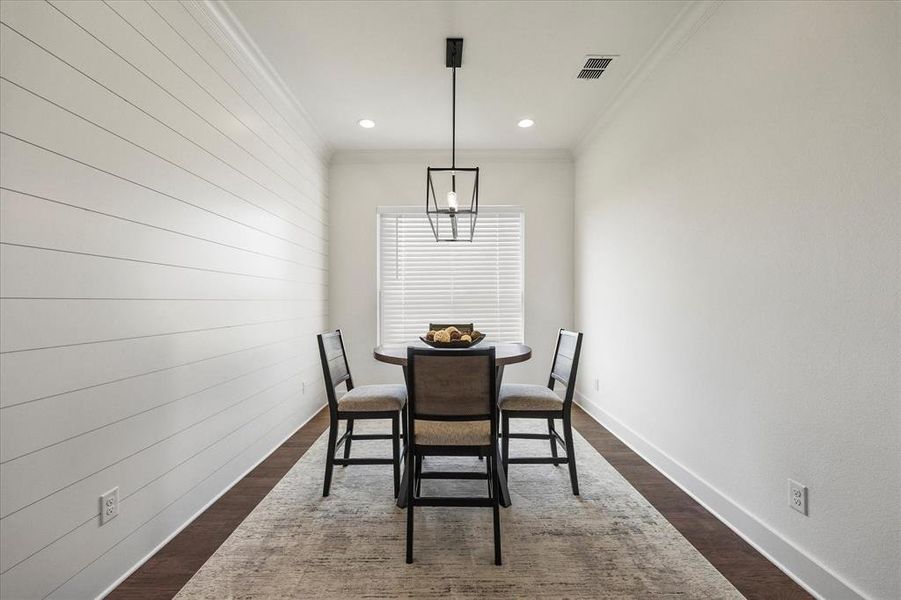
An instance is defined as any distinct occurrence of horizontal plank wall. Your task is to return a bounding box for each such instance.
[0,1,329,598]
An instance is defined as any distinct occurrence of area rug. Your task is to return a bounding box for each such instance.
[174,419,744,599]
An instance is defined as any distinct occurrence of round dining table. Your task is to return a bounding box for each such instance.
[373,341,531,509]
[373,341,531,368]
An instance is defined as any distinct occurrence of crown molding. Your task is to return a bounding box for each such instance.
[191,0,332,159]
[572,0,723,156]
[330,148,573,166]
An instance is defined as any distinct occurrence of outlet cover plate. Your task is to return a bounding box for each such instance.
[100,487,119,525]
[789,479,807,515]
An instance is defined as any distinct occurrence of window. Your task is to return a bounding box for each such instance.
[378,206,524,345]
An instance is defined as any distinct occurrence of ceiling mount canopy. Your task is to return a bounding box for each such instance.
[426,38,479,242]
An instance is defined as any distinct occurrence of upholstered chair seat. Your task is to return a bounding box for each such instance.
[500,329,584,496]
[404,347,503,565]
[498,384,563,411]
[317,330,405,498]
[338,384,406,412]
[414,419,491,445]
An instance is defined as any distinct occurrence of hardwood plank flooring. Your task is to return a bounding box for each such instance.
[107,408,331,600]
[569,406,812,600]
[110,404,811,600]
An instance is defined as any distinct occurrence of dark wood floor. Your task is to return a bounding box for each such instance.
[108,408,331,600]
[110,405,811,600]
[569,407,811,600]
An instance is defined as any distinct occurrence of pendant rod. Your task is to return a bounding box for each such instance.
[450,62,457,237]
[451,65,456,171]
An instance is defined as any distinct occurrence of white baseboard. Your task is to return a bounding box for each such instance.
[95,402,327,600]
[574,392,869,600]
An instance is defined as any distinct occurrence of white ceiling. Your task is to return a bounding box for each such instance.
[224,1,687,151]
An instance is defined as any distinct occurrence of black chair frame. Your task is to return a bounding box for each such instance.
[404,347,503,566]
[501,329,583,496]
[317,330,406,497]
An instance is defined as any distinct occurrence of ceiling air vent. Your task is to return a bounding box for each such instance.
[577,55,616,80]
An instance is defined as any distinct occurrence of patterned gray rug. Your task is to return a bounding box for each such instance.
[175,419,743,599]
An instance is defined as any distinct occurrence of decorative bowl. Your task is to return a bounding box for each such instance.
[419,333,486,348]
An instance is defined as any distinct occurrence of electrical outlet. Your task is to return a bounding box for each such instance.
[594,377,600,391]
[100,487,119,525]
[789,479,807,515]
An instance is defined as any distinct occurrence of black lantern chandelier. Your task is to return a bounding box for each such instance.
[426,38,479,242]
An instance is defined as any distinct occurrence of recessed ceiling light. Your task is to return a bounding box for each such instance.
[517,118,535,128]
[358,119,376,128]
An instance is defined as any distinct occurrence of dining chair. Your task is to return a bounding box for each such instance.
[404,346,502,565]
[317,330,406,497]
[499,329,583,495]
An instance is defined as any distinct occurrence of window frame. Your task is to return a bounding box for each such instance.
[376,205,525,346]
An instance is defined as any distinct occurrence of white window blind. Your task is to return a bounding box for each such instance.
[378,207,524,345]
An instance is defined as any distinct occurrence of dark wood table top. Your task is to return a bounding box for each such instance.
[373,342,532,366]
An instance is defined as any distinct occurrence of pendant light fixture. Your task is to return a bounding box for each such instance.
[426,38,479,242]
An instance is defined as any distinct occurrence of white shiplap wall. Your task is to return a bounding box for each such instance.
[0,1,329,598]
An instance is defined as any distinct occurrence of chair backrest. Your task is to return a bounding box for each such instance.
[406,347,496,421]
[548,329,583,404]
[317,330,353,410]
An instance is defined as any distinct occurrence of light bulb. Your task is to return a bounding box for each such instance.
[446,191,458,211]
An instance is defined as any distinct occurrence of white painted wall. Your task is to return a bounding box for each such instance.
[329,151,573,387]
[0,1,328,598]
[573,2,900,600]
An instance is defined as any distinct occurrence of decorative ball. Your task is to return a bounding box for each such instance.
[470,330,481,339]
[460,334,472,343]
[434,330,451,343]
[450,330,461,340]
[446,326,460,334]
[426,330,437,341]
